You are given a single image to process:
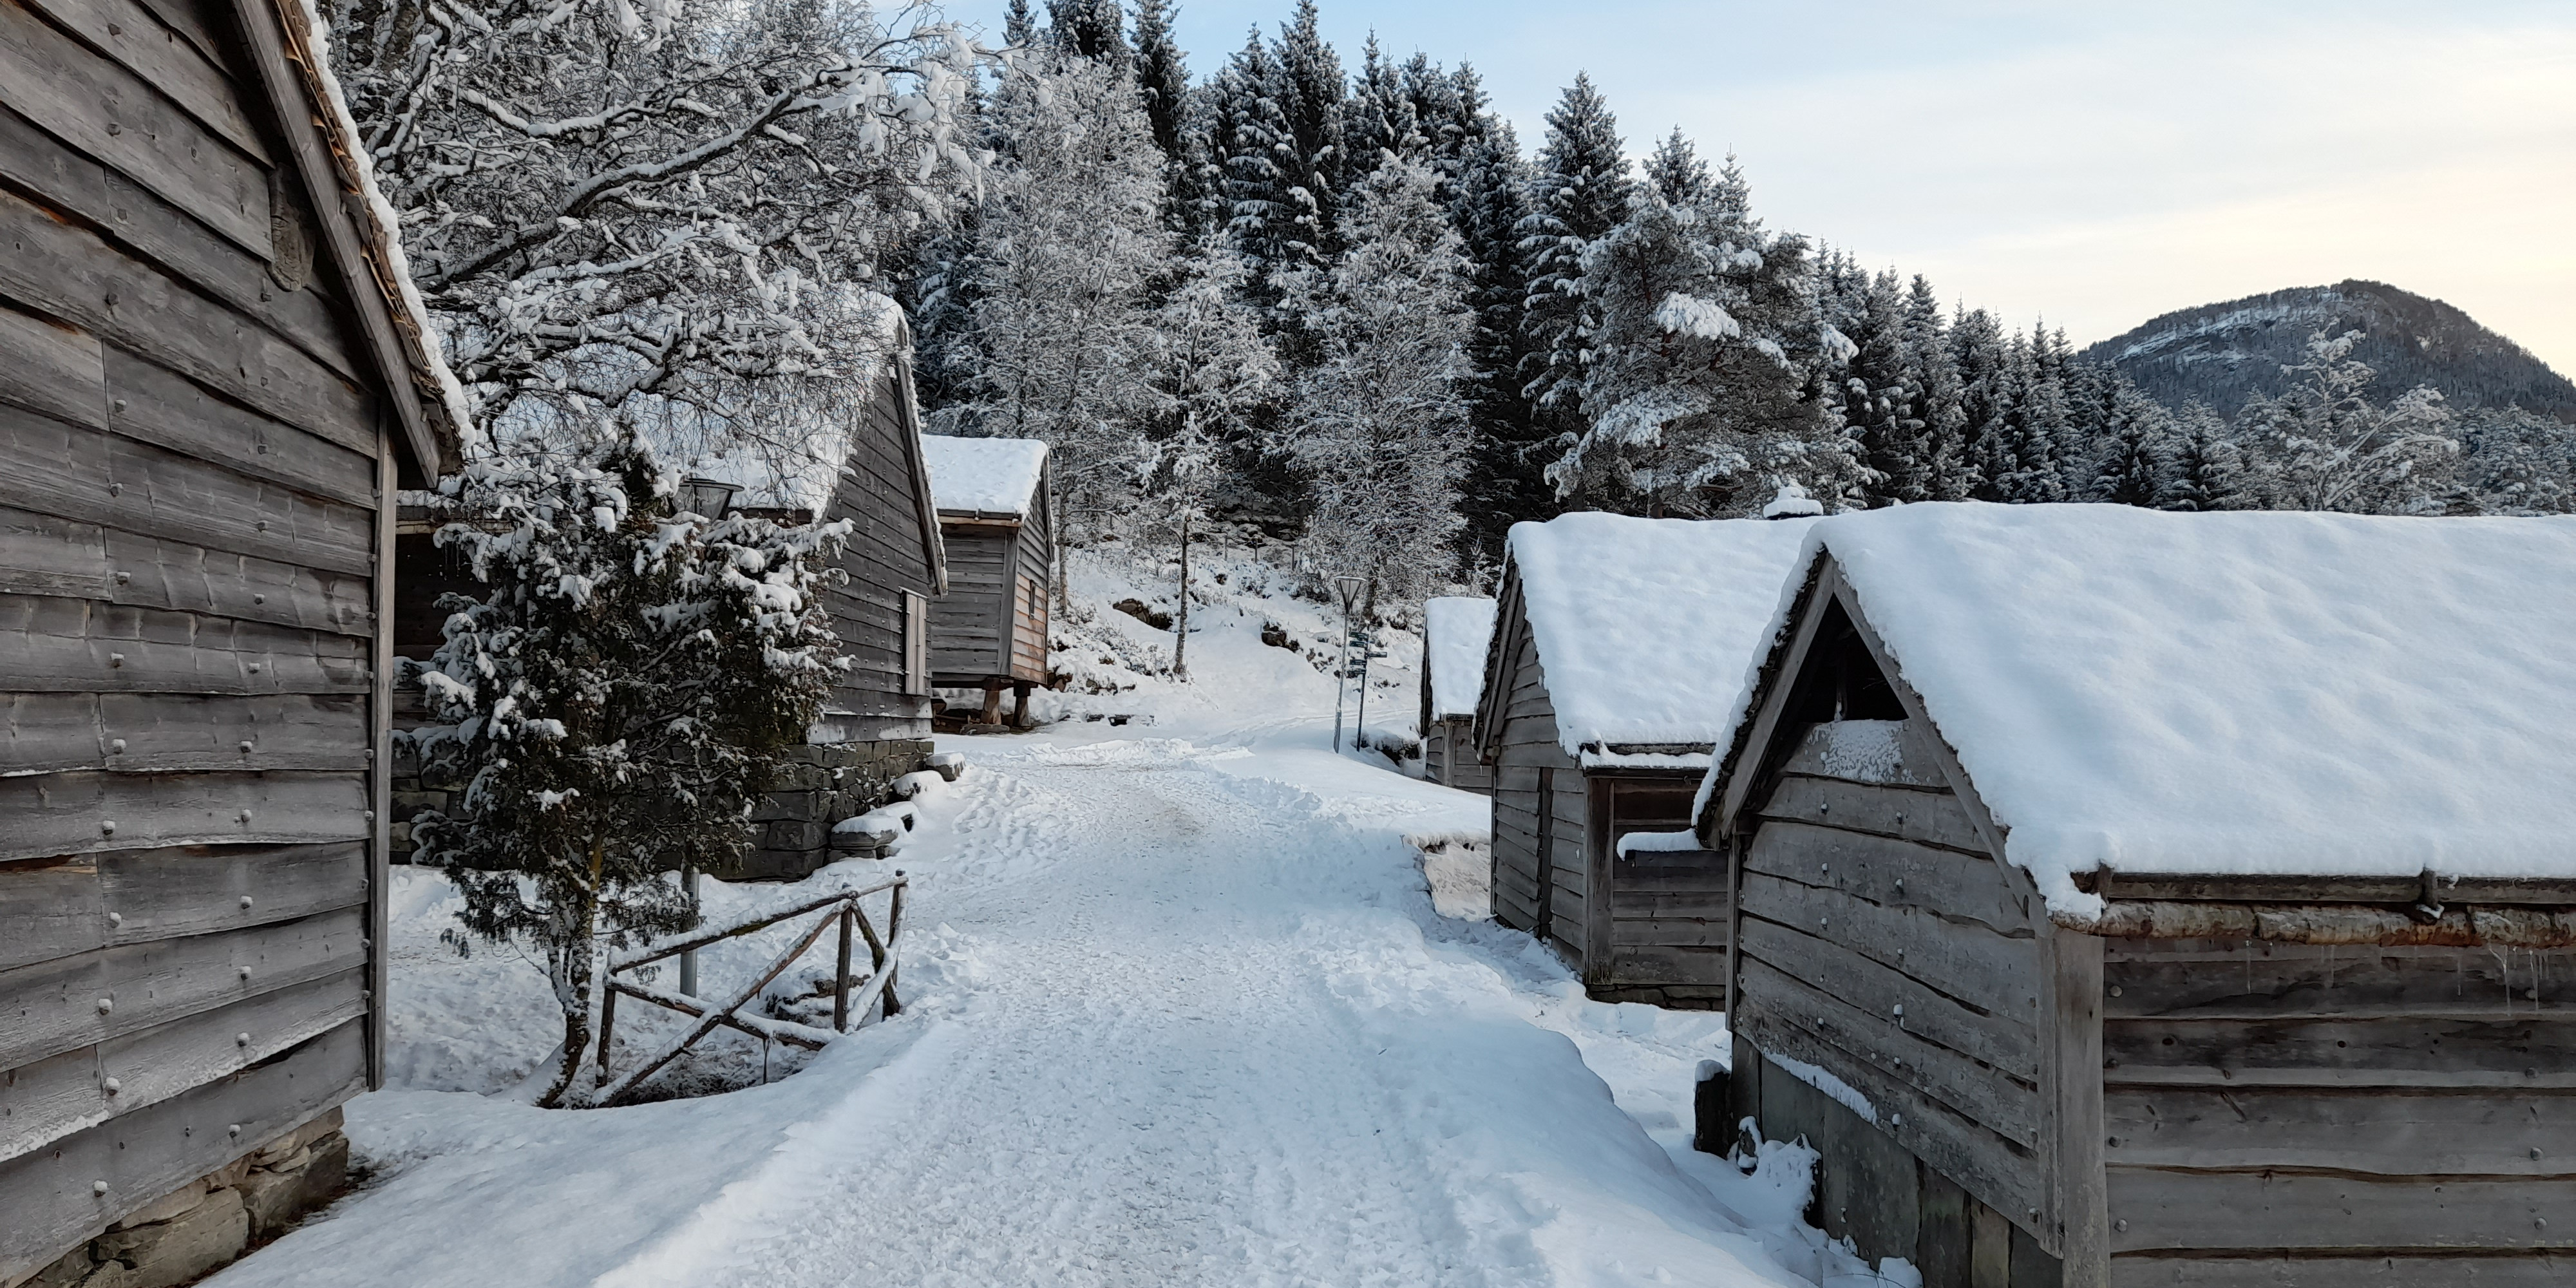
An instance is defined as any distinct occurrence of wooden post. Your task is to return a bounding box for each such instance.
[596,985,619,1083]
[2048,927,2109,1286]
[980,681,1004,726]
[1011,681,1032,728]
[833,903,856,1032]
[883,876,904,1017]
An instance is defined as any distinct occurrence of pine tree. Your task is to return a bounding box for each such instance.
[1952,307,2012,501]
[2159,402,2244,511]
[1644,127,1712,206]
[1046,0,1130,68]
[1280,158,1476,600]
[1840,269,1927,506]
[2087,384,2174,507]
[1132,0,1191,170]
[1211,31,1297,288]
[1341,34,1422,185]
[1905,276,1972,500]
[1451,115,1550,564]
[1403,55,1471,171]
[1519,73,1633,414]
[412,431,845,1106]
[1270,0,1348,264]
[1004,0,1039,47]
[1995,323,2071,502]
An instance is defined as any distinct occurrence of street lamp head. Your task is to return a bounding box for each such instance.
[677,475,742,519]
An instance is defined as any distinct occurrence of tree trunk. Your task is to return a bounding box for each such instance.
[542,842,606,1107]
[1172,511,1191,680]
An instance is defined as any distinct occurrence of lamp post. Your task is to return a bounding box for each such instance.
[1332,575,1363,752]
[678,475,741,519]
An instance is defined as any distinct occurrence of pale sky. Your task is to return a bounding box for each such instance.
[953,0,2576,375]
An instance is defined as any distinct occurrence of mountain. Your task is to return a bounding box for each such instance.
[2080,280,2576,422]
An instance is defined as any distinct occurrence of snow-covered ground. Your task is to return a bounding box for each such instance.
[210,548,1909,1288]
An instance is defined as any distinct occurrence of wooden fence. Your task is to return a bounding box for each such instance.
[592,876,905,1106]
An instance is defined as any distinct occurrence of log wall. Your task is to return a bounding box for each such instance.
[0,0,390,1274]
[2099,934,2576,1282]
[1731,720,2054,1276]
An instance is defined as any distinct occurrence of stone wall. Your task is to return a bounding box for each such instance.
[14,1112,347,1288]
[390,700,931,883]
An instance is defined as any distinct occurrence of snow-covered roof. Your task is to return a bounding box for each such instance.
[1508,513,1820,762]
[1423,596,1497,720]
[922,435,1049,516]
[1709,502,2576,912]
[288,0,471,471]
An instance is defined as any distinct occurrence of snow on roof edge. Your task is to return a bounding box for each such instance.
[921,434,1050,516]
[1423,596,1497,719]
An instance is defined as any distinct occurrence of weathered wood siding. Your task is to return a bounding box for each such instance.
[1421,715,1491,794]
[816,368,938,743]
[2099,934,2576,1280]
[1598,778,1722,1007]
[929,524,1011,680]
[0,0,398,1273]
[1732,721,2052,1255]
[1484,587,1578,946]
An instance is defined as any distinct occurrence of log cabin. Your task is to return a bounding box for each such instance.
[918,434,1051,728]
[1417,595,1494,792]
[1698,502,2576,1288]
[0,0,466,1278]
[1476,512,1815,1007]
[388,299,949,882]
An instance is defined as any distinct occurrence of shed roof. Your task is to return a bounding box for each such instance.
[1705,502,2576,911]
[922,435,1050,517]
[287,0,469,475]
[1423,596,1496,720]
[1507,512,1819,764]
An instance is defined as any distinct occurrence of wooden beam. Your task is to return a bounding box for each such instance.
[2048,924,2108,1283]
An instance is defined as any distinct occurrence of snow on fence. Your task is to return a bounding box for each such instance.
[592,876,907,1106]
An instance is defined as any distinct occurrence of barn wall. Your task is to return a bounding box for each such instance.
[817,372,937,744]
[929,523,1010,681]
[1486,598,1576,942]
[2099,934,2576,1281]
[1008,488,1048,683]
[1424,717,1490,794]
[1597,777,1723,1008]
[1732,720,2054,1277]
[0,0,384,1274]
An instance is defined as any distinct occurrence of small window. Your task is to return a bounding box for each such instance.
[901,589,929,696]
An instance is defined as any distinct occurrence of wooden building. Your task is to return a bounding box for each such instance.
[388,304,949,882]
[1699,503,2576,1287]
[1476,513,1815,1007]
[1418,595,1494,791]
[918,434,1051,727]
[0,0,466,1277]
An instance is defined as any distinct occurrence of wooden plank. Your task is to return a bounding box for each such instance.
[2107,1253,2576,1287]
[0,1019,361,1282]
[1740,867,2042,1018]
[2105,1166,2576,1253]
[2,692,368,774]
[0,905,363,1073]
[1761,773,1984,852]
[1748,817,2032,935]
[0,296,106,428]
[2050,927,2109,1281]
[2106,1085,2576,1175]
[1774,718,1951,789]
[0,855,102,971]
[2104,941,2576,1019]
[1584,774,1613,977]
[107,526,373,636]
[108,349,377,504]
[1739,953,2045,1148]
[2105,1016,2576,1090]
[0,504,111,600]
[100,840,366,944]
[0,0,266,252]
[0,107,359,387]
[1739,913,2041,1078]
[1613,917,1728,947]
[17,0,266,160]
[0,185,370,444]
[0,768,369,862]
[0,592,371,696]
[1737,997,2046,1227]
[1608,942,1727,985]
[1,965,360,1159]
[1918,1167,1973,1288]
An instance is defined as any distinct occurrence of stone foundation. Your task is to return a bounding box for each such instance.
[14,1111,348,1288]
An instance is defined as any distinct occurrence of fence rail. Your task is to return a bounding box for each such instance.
[593,875,906,1106]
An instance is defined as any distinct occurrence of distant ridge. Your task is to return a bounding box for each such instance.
[2081,280,2576,422]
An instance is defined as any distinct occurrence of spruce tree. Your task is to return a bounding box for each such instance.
[1046,0,1130,68]
[1952,306,2012,501]
[1271,0,1348,263]
[1403,55,1471,171]
[1906,276,1972,500]
[1520,73,1633,413]
[1003,0,1038,47]
[1211,30,1296,287]
[2088,386,2173,507]
[1341,34,1423,184]
[1644,127,1713,206]
[1840,269,1926,506]
[2161,402,2246,511]
[1132,0,1190,167]
[1451,116,1549,564]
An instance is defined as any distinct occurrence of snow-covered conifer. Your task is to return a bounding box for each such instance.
[1342,35,1425,187]
[410,430,844,1107]
[2458,408,2576,515]
[1951,307,2012,501]
[1906,278,1973,501]
[2160,402,2246,511]
[2087,386,2175,507]
[1047,0,1131,68]
[1644,128,1714,206]
[2239,330,2460,513]
[1450,117,1551,562]
[1519,73,1634,413]
[1281,160,1476,598]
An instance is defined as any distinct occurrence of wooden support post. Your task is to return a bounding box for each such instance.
[980,681,1005,726]
[596,984,619,1083]
[833,904,855,1032]
[1011,681,1032,728]
[883,878,905,1016]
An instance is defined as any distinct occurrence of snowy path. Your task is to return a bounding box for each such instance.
[214,732,1830,1288]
